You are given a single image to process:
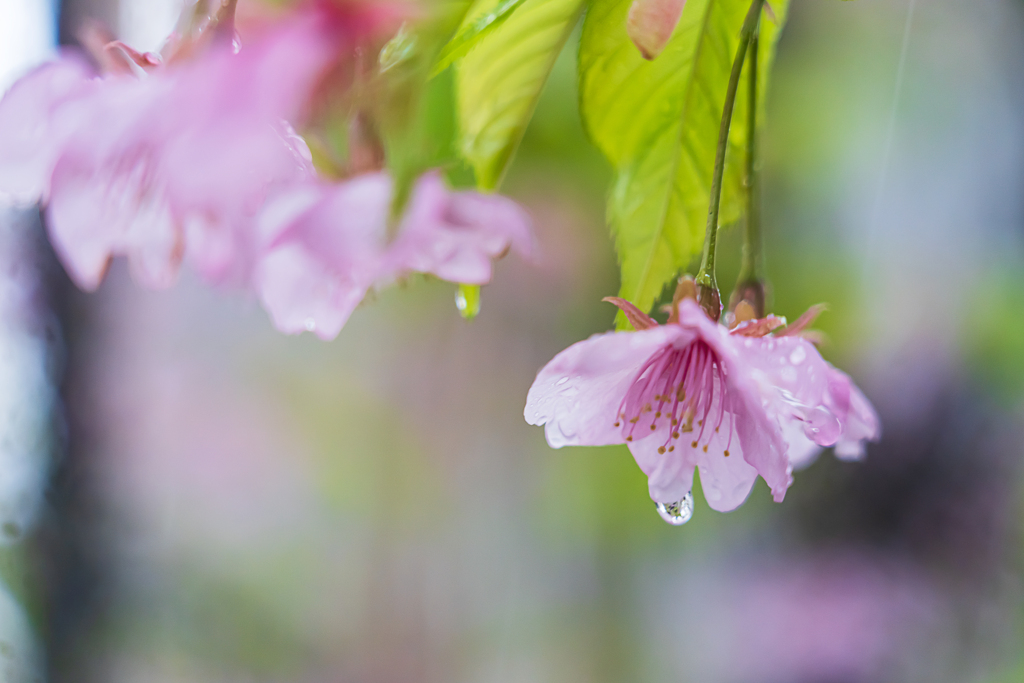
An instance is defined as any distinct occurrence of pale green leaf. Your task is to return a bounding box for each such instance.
[432,0,530,76]
[456,0,587,189]
[580,0,789,324]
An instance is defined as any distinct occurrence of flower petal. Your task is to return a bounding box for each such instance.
[826,367,881,460]
[382,172,534,286]
[675,299,792,501]
[255,174,391,339]
[47,153,180,291]
[694,417,760,512]
[525,325,689,448]
[0,55,97,203]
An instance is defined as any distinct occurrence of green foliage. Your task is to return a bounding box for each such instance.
[455,0,587,190]
[579,0,789,324]
[433,0,531,76]
[375,2,474,208]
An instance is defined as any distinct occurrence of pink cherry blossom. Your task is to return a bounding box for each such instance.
[256,171,534,339]
[0,1,397,292]
[524,295,879,514]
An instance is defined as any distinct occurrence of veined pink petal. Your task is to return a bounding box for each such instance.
[525,325,690,448]
[673,299,791,502]
[628,381,762,511]
[627,0,687,60]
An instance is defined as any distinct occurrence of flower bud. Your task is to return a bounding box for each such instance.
[627,0,687,60]
[728,278,766,320]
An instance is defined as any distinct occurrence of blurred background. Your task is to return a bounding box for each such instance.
[2,0,1024,681]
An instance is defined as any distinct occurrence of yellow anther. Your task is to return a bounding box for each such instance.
[702,445,708,453]
[672,431,680,439]
[691,441,698,448]
[658,446,666,454]
[723,450,730,457]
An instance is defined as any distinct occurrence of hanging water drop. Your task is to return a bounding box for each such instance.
[655,491,694,526]
[304,317,316,332]
[455,284,481,320]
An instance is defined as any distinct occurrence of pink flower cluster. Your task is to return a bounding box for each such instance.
[525,294,879,514]
[0,1,533,339]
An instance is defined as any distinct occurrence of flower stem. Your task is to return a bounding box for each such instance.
[730,29,766,317]
[695,0,764,320]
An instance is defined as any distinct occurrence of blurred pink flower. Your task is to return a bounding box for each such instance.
[0,1,397,291]
[524,296,879,512]
[256,171,534,339]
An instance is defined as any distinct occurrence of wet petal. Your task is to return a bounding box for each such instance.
[525,325,690,448]
[628,418,696,504]
[694,419,760,512]
[256,243,367,340]
[382,172,534,285]
[826,367,880,460]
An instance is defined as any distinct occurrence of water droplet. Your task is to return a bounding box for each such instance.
[656,491,694,526]
[789,346,807,365]
[304,317,316,332]
[803,405,841,443]
[455,284,481,319]
[556,376,569,386]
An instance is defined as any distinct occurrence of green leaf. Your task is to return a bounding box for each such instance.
[579,0,789,324]
[374,4,474,209]
[456,0,587,190]
[432,0,530,76]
